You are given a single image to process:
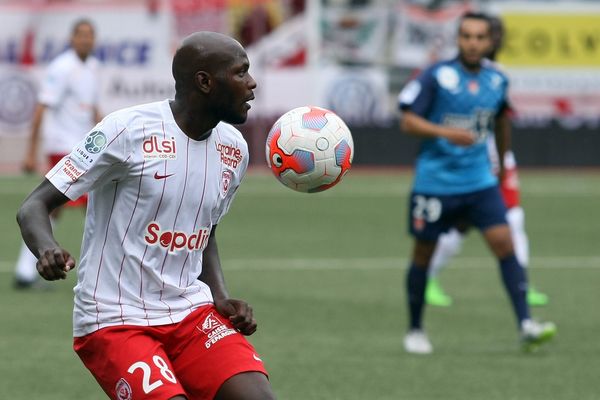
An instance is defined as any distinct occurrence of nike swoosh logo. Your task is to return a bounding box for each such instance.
[154,172,174,180]
[253,354,263,362]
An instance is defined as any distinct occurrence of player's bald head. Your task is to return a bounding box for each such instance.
[172,31,246,96]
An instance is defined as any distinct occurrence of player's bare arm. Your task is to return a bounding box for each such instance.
[16,178,75,280]
[495,109,511,181]
[200,225,258,336]
[93,106,103,124]
[401,110,476,146]
[22,103,47,173]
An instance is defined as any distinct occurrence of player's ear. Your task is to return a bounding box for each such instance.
[195,71,212,94]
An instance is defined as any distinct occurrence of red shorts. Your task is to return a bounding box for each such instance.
[73,305,268,400]
[48,154,88,207]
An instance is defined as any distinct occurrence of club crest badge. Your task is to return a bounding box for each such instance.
[115,378,132,400]
[221,170,233,197]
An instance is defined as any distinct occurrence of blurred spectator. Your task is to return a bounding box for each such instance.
[15,18,101,289]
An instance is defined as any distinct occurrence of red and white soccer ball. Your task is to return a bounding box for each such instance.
[265,106,354,193]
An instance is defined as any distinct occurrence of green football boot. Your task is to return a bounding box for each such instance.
[425,278,453,307]
[527,286,549,307]
[520,319,557,352]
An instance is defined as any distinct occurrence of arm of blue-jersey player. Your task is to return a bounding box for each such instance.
[398,68,475,146]
[494,109,511,181]
[401,111,476,146]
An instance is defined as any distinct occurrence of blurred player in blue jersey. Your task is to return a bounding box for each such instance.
[425,15,549,308]
[398,12,555,354]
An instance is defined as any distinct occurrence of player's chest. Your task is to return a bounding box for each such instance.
[65,66,98,98]
[438,77,504,112]
[128,136,236,209]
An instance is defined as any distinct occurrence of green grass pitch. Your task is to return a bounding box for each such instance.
[0,169,599,399]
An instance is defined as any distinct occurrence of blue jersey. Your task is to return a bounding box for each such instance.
[399,58,509,195]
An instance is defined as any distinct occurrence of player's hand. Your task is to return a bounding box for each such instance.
[214,298,257,336]
[443,127,476,146]
[497,165,506,183]
[36,247,76,281]
[22,156,37,174]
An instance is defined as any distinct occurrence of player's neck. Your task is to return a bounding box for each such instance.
[458,56,482,73]
[170,100,215,141]
[75,51,89,62]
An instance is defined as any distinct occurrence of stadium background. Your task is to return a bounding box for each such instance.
[0,0,599,170]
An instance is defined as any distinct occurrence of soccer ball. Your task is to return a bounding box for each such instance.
[265,106,354,193]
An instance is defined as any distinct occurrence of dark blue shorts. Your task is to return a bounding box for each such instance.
[408,185,508,241]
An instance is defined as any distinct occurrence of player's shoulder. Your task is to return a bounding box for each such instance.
[214,122,248,151]
[48,49,100,71]
[100,100,166,136]
[422,58,462,89]
[413,60,443,82]
[482,58,509,81]
[85,54,101,69]
[46,49,77,72]
[112,100,165,120]
[423,58,459,75]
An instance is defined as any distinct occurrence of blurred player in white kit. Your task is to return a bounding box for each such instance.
[17,31,275,400]
[15,19,101,289]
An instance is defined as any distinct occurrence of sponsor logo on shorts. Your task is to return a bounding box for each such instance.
[144,222,210,253]
[84,131,108,154]
[413,217,425,231]
[61,159,85,182]
[221,170,232,197]
[253,354,263,362]
[200,312,223,334]
[143,135,177,160]
[215,142,243,168]
[197,312,237,349]
[115,378,132,400]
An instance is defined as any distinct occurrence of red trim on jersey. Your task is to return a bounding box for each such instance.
[63,127,127,197]
[177,138,210,294]
[137,124,155,324]
[46,166,60,180]
[47,154,88,207]
[158,121,185,323]
[118,156,147,324]
[92,182,120,330]
[176,138,193,288]
[176,138,204,306]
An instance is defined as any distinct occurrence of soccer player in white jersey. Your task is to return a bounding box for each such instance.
[17,32,275,400]
[425,15,549,308]
[15,19,101,289]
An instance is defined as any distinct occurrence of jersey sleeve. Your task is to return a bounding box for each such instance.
[45,114,132,200]
[496,72,511,116]
[38,60,69,107]
[212,142,249,224]
[398,66,437,117]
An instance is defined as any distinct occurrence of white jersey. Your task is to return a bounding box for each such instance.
[39,49,101,154]
[46,100,249,337]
